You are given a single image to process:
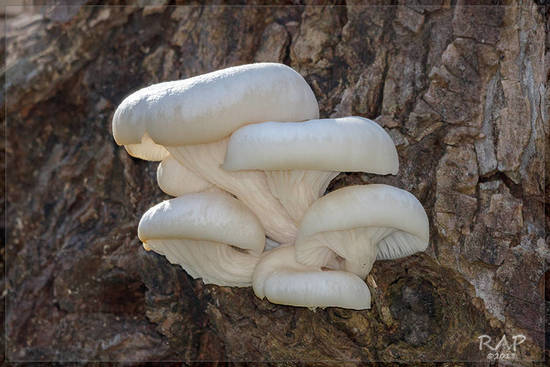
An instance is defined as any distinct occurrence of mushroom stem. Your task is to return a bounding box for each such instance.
[296,226,396,279]
[166,139,297,244]
[266,170,339,223]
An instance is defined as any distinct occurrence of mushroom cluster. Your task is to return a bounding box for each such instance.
[112,63,429,310]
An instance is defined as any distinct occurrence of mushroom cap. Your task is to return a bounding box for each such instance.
[295,184,429,264]
[156,155,212,197]
[139,192,265,255]
[253,245,371,310]
[112,62,319,147]
[124,132,169,161]
[222,117,398,174]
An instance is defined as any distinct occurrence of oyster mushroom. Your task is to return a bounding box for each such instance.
[222,117,399,223]
[252,245,371,310]
[138,191,265,287]
[112,62,319,244]
[294,184,429,279]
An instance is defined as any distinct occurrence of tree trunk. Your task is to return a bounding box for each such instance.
[3,1,548,363]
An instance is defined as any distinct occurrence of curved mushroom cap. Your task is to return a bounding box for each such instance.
[112,62,319,147]
[253,245,371,310]
[295,184,429,276]
[138,192,265,287]
[157,155,212,197]
[223,117,398,174]
[139,192,264,254]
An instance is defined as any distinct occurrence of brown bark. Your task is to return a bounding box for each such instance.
[3,0,548,363]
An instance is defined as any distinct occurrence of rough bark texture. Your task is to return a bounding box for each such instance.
[3,0,548,363]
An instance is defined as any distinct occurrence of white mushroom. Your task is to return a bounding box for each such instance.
[112,63,319,244]
[157,155,213,197]
[138,191,265,287]
[295,184,429,279]
[223,117,399,223]
[253,245,371,310]
[113,63,319,147]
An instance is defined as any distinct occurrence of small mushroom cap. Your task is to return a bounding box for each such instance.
[112,62,319,147]
[264,271,371,310]
[124,132,169,161]
[253,245,371,310]
[223,117,398,174]
[139,192,265,255]
[157,155,212,197]
[296,184,429,263]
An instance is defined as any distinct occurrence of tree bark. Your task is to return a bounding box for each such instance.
[3,0,548,363]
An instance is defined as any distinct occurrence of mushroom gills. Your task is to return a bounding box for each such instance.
[166,139,297,244]
[266,170,339,223]
[146,238,260,287]
[296,226,396,279]
[376,230,428,260]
